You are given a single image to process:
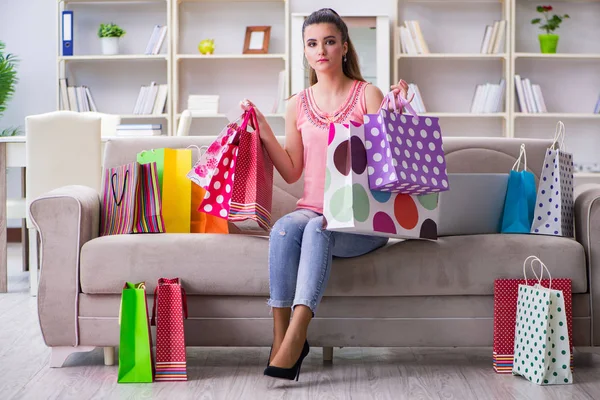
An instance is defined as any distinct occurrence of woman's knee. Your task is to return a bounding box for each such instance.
[270,211,312,240]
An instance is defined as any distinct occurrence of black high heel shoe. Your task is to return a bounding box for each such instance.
[263,340,310,381]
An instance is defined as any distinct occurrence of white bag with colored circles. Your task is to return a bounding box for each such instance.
[323,121,440,240]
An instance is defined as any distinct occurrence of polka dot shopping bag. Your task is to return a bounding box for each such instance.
[511,256,573,385]
[363,92,448,195]
[530,121,574,237]
[323,121,439,240]
[151,278,188,381]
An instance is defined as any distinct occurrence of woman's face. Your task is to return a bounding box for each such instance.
[303,23,347,75]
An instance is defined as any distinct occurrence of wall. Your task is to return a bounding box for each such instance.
[1,0,56,227]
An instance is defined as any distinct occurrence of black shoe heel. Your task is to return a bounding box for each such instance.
[264,340,310,381]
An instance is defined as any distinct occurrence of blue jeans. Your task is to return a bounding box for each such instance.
[267,209,389,315]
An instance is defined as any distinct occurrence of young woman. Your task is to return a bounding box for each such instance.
[240,8,411,381]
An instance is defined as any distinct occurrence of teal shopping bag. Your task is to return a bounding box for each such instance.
[501,144,537,234]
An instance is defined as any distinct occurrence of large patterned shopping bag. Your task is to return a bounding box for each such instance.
[101,162,165,236]
[500,144,537,234]
[530,121,575,237]
[363,92,448,194]
[138,149,192,233]
[493,260,573,373]
[118,282,154,383]
[151,278,188,381]
[512,256,573,385]
[323,121,439,240]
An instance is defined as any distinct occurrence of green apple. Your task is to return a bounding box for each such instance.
[198,39,215,55]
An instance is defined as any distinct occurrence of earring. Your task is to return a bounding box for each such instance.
[343,54,347,63]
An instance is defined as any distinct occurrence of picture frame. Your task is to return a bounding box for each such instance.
[243,26,271,54]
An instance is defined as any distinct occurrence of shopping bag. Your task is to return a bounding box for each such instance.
[118,282,154,383]
[187,123,238,189]
[512,256,573,385]
[101,162,165,236]
[228,108,274,231]
[191,184,229,233]
[500,144,537,233]
[530,121,575,237]
[493,260,573,374]
[138,149,193,233]
[151,278,188,381]
[323,121,439,240]
[363,92,448,194]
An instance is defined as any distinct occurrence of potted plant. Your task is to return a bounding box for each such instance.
[98,23,126,55]
[531,5,569,54]
[0,41,20,137]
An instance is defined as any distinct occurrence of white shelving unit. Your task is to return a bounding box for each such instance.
[511,0,600,180]
[394,0,511,138]
[172,0,289,136]
[57,0,172,133]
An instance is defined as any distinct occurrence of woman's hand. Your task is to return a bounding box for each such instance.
[240,98,266,127]
[390,79,415,104]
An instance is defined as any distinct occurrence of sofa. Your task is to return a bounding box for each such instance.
[30,136,600,368]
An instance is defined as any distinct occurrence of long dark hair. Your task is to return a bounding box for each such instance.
[302,8,365,86]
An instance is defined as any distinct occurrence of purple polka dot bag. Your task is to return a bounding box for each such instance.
[363,93,449,195]
[530,122,574,237]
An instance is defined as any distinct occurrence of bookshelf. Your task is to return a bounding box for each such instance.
[57,0,172,134]
[172,0,289,136]
[394,0,511,138]
[511,0,600,180]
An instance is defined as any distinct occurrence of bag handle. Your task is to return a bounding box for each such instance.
[512,143,527,172]
[111,169,129,206]
[186,145,209,163]
[239,107,259,132]
[523,255,553,289]
[550,121,566,150]
[378,92,419,121]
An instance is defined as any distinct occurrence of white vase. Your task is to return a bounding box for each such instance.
[101,37,120,55]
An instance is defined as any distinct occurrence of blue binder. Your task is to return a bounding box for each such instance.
[62,11,73,56]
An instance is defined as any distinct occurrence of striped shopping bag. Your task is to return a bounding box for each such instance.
[100,162,165,236]
[151,278,188,381]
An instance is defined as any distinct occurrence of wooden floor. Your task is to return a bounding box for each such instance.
[2,244,600,400]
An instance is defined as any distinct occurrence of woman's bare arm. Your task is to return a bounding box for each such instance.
[250,96,304,184]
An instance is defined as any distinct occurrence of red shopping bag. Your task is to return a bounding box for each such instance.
[493,277,573,373]
[197,108,273,232]
[228,108,274,231]
[151,278,188,381]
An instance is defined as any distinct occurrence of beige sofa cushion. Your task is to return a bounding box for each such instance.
[80,233,587,296]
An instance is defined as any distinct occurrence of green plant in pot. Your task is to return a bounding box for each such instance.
[531,5,569,54]
[98,23,126,55]
[0,41,20,137]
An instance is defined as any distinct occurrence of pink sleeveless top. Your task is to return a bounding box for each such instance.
[295,80,369,213]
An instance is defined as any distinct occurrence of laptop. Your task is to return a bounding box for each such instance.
[437,173,510,236]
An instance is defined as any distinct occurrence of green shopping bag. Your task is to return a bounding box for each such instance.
[117,282,154,383]
[512,256,573,385]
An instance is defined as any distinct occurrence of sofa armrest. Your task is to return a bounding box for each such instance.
[29,185,100,347]
[574,183,600,345]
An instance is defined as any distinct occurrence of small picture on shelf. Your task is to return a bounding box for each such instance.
[243,26,271,54]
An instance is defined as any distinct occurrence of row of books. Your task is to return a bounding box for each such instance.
[133,82,169,115]
[470,80,506,113]
[480,20,507,54]
[406,83,426,113]
[145,25,168,55]
[398,21,429,55]
[514,75,547,113]
[59,78,98,112]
